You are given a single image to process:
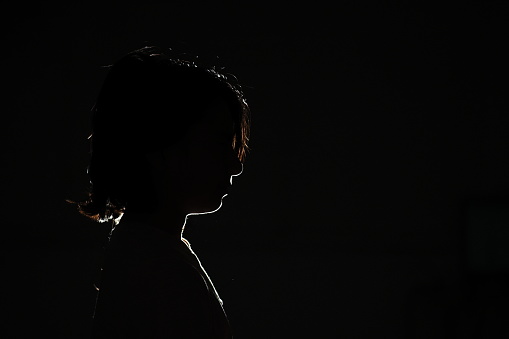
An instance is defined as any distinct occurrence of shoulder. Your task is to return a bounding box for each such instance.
[94,225,221,338]
[134,252,216,338]
[99,225,211,306]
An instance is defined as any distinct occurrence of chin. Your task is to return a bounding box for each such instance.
[187,195,226,216]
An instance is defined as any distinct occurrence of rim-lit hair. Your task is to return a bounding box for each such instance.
[74,46,251,223]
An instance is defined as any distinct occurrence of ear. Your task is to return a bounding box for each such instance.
[145,145,182,173]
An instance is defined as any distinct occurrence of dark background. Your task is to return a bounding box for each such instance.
[2,2,509,338]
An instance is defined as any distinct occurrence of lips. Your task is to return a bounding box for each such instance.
[216,182,228,195]
[223,182,232,194]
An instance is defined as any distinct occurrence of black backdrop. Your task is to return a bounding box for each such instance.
[2,2,509,338]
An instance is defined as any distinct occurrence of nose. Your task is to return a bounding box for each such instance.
[230,161,243,177]
[227,147,243,180]
[228,145,243,175]
[229,162,243,185]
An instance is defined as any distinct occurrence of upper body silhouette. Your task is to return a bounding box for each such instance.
[75,46,250,339]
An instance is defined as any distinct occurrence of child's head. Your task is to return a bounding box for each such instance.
[78,46,250,223]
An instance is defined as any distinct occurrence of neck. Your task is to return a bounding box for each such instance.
[120,209,188,241]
